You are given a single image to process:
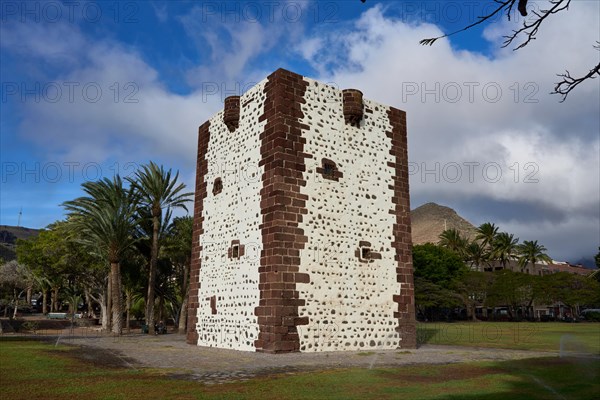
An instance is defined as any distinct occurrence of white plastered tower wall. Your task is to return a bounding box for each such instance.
[194,80,267,351]
[296,79,401,351]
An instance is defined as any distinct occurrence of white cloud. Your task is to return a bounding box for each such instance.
[178,2,306,87]
[2,17,220,166]
[296,3,599,258]
[2,2,598,259]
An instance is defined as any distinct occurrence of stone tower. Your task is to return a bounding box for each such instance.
[187,68,416,353]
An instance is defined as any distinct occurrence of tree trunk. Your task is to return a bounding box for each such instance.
[110,262,123,335]
[26,286,32,304]
[158,295,165,325]
[146,214,160,334]
[178,262,190,333]
[51,288,57,312]
[84,289,94,317]
[107,273,112,332]
[527,299,535,320]
[53,287,61,311]
[125,290,131,334]
[89,289,108,332]
[42,290,48,315]
[12,288,18,319]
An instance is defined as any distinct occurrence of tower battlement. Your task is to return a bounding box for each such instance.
[187,68,416,353]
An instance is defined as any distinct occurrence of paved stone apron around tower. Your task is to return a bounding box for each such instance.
[49,333,565,385]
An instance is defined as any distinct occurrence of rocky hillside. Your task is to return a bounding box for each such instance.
[0,225,40,262]
[410,202,477,245]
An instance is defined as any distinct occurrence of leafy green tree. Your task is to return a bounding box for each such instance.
[545,272,600,317]
[451,271,493,321]
[413,243,468,320]
[517,240,552,274]
[0,260,30,319]
[28,272,52,315]
[414,277,461,321]
[63,176,140,334]
[120,249,146,333]
[413,243,467,286]
[486,270,531,320]
[16,229,71,313]
[128,162,192,334]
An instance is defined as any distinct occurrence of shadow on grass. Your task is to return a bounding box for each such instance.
[0,336,33,342]
[416,324,439,346]
[432,357,600,400]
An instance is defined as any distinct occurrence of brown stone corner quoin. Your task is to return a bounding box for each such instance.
[254,68,311,353]
[186,120,211,344]
[223,95,241,132]
[386,107,417,349]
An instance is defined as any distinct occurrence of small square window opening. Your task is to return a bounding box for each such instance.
[360,247,371,260]
[213,178,223,195]
[324,162,336,176]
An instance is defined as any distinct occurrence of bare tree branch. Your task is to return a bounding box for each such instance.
[419,0,518,46]
[552,44,600,102]
[503,0,571,50]
[361,0,596,101]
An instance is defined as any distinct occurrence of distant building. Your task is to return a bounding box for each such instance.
[476,259,594,321]
[186,69,416,353]
[481,260,593,276]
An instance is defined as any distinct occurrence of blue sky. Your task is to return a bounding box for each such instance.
[1,0,599,263]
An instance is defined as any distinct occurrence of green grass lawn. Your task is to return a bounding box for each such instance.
[1,338,599,400]
[417,322,600,354]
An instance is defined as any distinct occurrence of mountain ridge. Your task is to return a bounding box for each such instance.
[410,202,477,245]
[0,225,41,262]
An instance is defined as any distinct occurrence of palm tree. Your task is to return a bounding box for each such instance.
[163,216,193,333]
[465,241,489,271]
[62,176,139,334]
[475,222,499,250]
[128,162,192,334]
[29,272,52,315]
[517,240,552,274]
[438,228,468,258]
[492,232,520,271]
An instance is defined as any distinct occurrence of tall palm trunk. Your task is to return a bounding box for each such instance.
[125,289,132,334]
[145,213,160,334]
[178,262,190,333]
[110,263,122,335]
[106,275,112,331]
